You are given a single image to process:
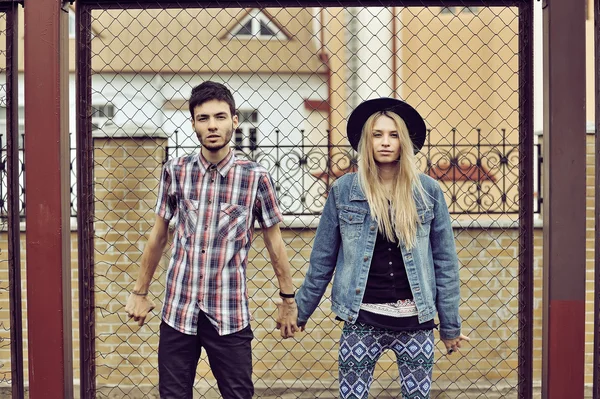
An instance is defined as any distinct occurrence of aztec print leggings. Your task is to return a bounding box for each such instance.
[338,322,434,399]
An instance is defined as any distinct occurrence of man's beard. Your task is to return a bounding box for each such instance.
[197,125,234,152]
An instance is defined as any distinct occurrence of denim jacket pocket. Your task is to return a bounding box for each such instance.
[339,209,366,240]
[180,199,199,237]
[416,207,434,237]
[217,203,249,241]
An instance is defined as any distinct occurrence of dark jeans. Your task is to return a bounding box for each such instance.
[158,312,254,399]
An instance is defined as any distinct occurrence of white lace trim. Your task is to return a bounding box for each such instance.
[360,299,418,318]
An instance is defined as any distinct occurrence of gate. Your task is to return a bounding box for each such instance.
[75,1,534,398]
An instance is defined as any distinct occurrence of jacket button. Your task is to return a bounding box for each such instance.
[370,225,375,231]
[363,256,368,261]
[355,288,361,294]
[348,316,354,321]
[349,215,353,220]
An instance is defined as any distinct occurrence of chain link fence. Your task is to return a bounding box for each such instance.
[0,10,10,390]
[0,3,24,397]
[75,2,534,398]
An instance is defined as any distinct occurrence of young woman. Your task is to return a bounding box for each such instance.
[296,98,469,399]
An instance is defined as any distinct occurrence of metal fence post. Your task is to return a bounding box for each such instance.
[24,1,73,397]
[542,0,587,397]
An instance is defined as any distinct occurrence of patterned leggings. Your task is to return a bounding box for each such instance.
[338,322,434,399]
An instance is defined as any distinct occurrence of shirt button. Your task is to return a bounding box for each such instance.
[199,275,203,279]
[208,200,212,204]
[211,179,215,183]
[202,249,206,254]
[389,262,393,265]
[390,273,394,277]
[388,248,392,251]
[363,256,368,262]
[205,225,208,230]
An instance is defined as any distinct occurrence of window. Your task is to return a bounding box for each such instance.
[228,9,287,40]
[0,105,25,147]
[440,6,480,15]
[234,20,253,36]
[234,110,259,155]
[91,103,115,130]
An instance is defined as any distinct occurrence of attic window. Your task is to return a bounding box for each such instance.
[260,21,275,36]
[234,20,253,36]
[440,6,480,15]
[228,9,287,40]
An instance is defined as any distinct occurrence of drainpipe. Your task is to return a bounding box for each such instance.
[392,7,398,97]
[319,8,333,176]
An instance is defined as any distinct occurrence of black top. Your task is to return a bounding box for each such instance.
[358,229,435,331]
[362,230,412,303]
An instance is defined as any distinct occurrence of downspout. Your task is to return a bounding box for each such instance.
[319,8,333,177]
[392,7,398,98]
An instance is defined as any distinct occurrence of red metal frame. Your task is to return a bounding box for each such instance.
[24,1,73,398]
[517,2,534,398]
[542,0,587,398]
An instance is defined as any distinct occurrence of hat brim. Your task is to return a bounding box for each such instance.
[346,98,426,154]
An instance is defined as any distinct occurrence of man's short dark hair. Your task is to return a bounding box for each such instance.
[189,81,236,118]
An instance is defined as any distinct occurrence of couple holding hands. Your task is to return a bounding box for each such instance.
[125,81,469,399]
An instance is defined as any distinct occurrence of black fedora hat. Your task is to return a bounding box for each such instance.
[346,97,426,154]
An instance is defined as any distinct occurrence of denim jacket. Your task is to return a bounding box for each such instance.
[296,172,461,340]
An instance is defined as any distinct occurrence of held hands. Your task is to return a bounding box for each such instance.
[275,297,299,339]
[125,291,156,326]
[441,334,470,355]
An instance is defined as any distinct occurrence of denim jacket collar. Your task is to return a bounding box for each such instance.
[349,175,366,202]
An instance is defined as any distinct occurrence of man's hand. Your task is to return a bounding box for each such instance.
[275,298,299,339]
[441,334,470,355]
[125,292,156,326]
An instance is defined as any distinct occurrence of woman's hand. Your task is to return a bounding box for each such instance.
[441,334,470,355]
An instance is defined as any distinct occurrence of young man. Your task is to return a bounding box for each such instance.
[125,81,298,399]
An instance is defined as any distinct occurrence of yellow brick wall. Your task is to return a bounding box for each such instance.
[585,132,595,386]
[0,226,543,394]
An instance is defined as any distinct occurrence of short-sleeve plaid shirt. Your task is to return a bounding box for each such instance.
[155,150,283,335]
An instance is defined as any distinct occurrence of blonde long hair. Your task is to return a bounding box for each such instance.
[357,111,426,249]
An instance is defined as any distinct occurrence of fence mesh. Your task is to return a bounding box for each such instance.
[81,3,528,398]
[0,9,14,394]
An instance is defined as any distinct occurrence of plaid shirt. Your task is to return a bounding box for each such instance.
[155,150,283,335]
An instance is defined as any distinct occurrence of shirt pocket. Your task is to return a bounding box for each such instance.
[217,203,249,241]
[339,208,366,240]
[416,207,434,237]
[180,199,199,237]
